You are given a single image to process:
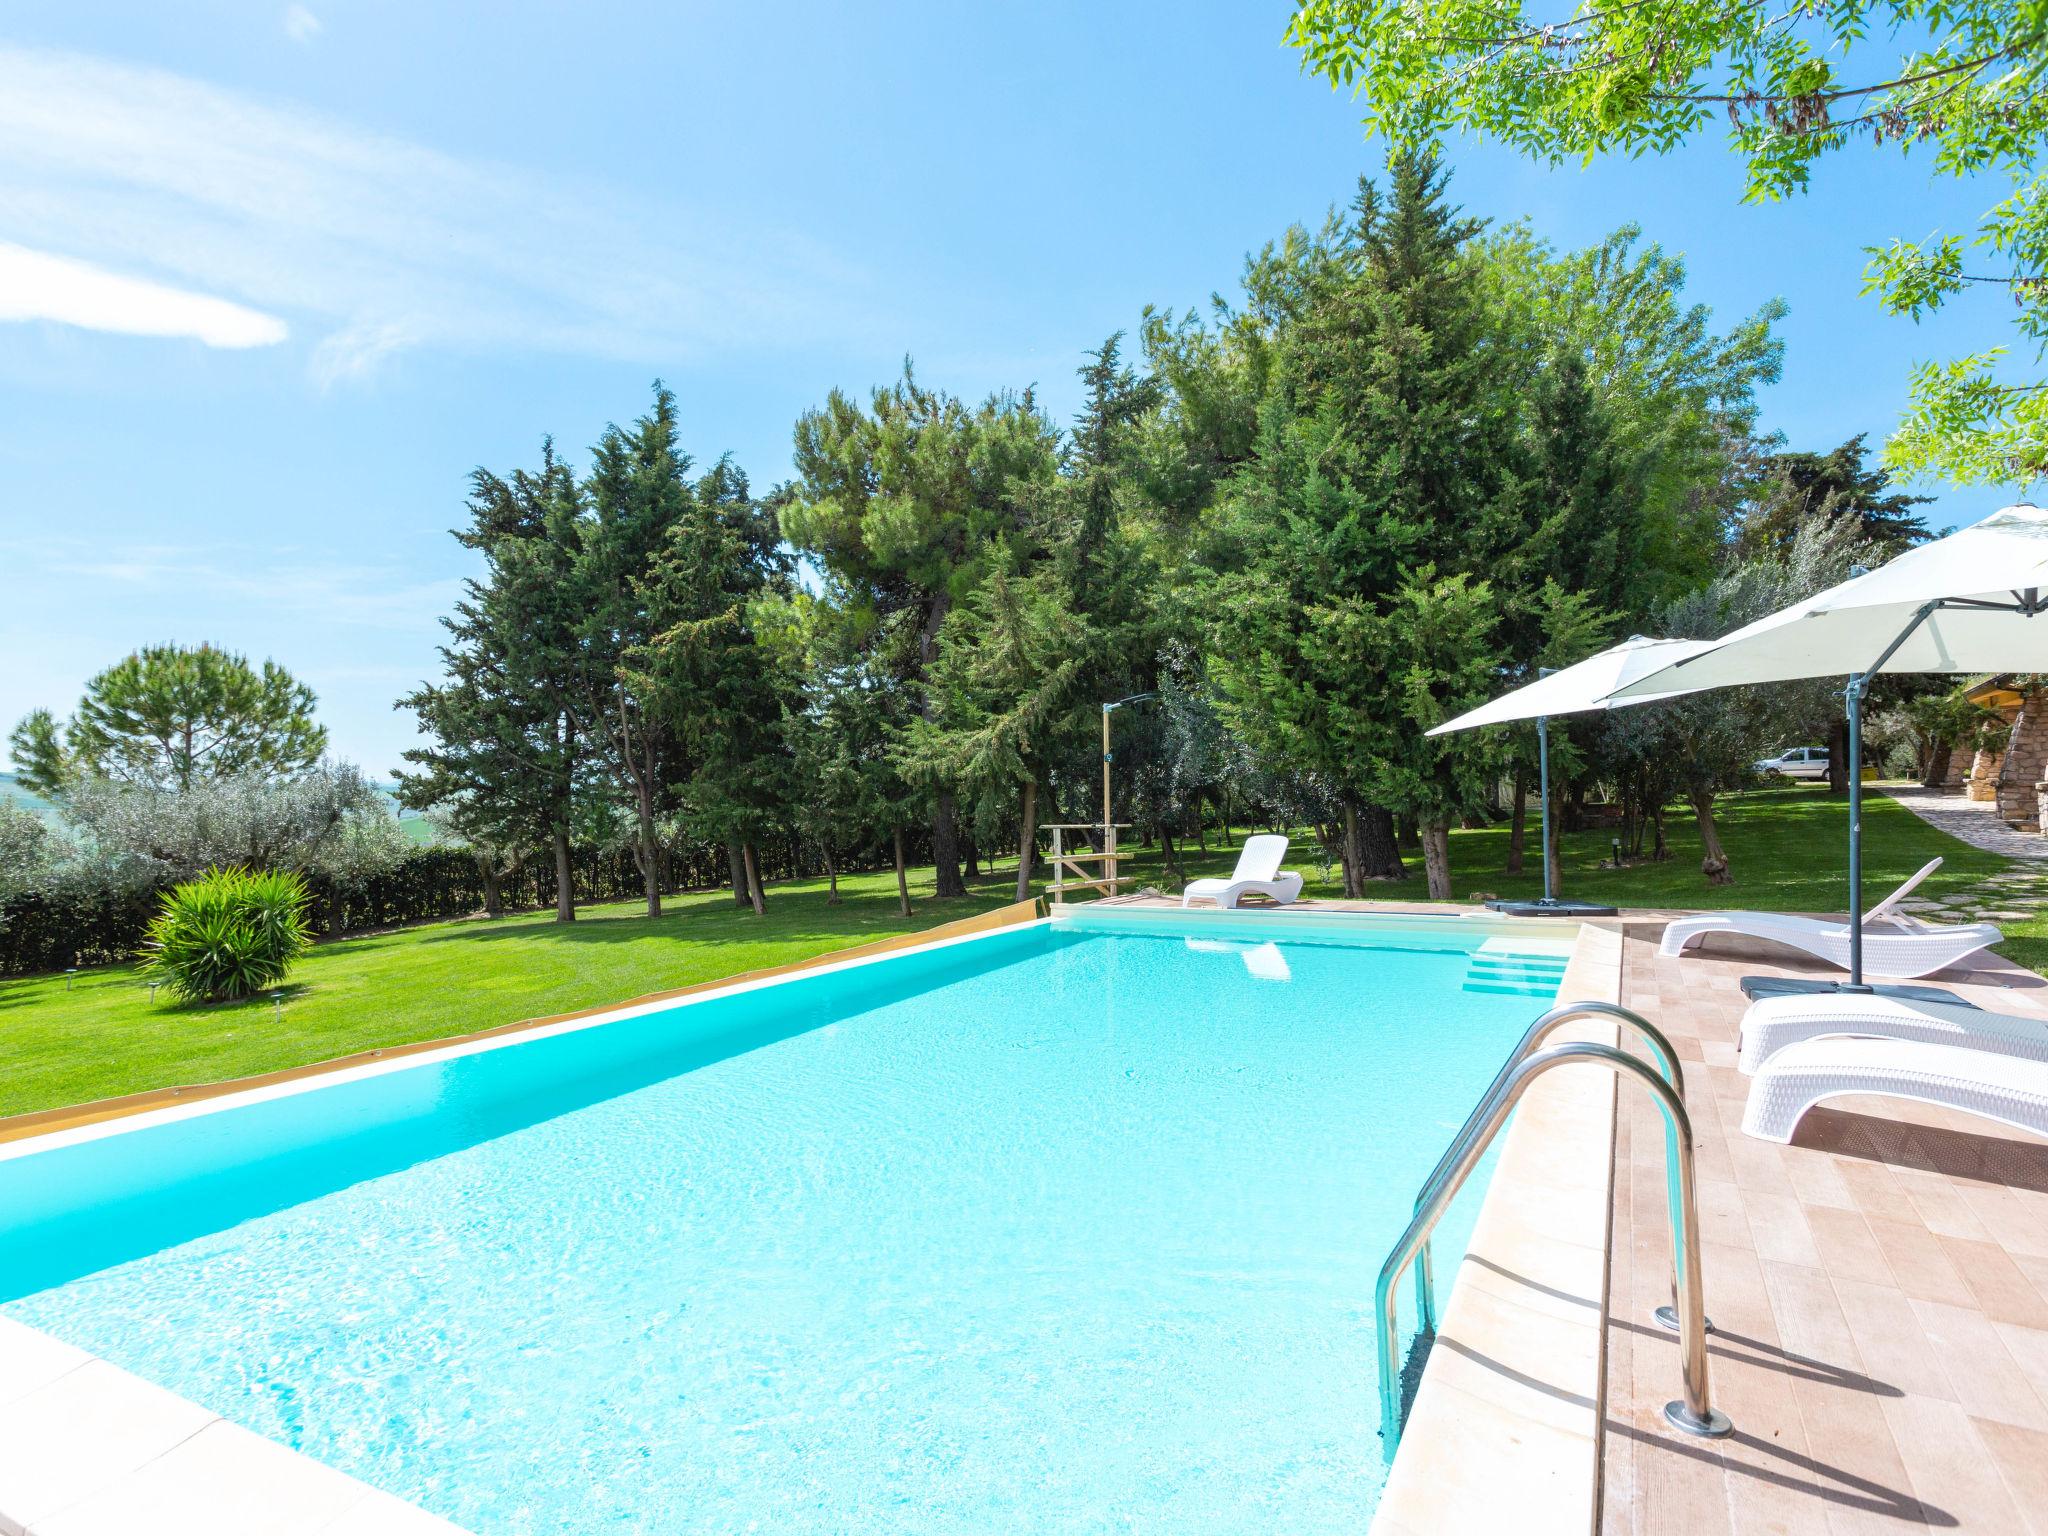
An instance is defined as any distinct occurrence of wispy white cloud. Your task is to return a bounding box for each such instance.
[309,319,417,388]
[26,539,460,633]
[0,44,873,381]
[0,240,287,348]
[283,5,322,44]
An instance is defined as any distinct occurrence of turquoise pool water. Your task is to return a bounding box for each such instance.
[0,913,1568,1534]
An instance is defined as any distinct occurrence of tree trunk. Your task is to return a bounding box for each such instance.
[482,865,503,920]
[825,845,840,905]
[964,832,980,880]
[1505,768,1527,875]
[1546,777,1565,893]
[1014,780,1039,902]
[1161,827,1180,882]
[1925,741,1952,789]
[915,586,968,900]
[1338,800,1366,898]
[893,827,913,917]
[1826,717,1850,794]
[1651,805,1669,861]
[726,841,751,908]
[1690,790,1733,885]
[932,791,967,898]
[741,842,766,916]
[1357,802,1404,880]
[552,825,575,922]
[1421,822,1452,901]
[635,792,661,919]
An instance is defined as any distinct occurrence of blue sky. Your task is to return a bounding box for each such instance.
[0,1,2031,776]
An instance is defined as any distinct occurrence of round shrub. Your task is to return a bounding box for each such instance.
[142,866,313,1004]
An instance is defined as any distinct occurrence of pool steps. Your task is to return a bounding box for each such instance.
[1461,938,1573,998]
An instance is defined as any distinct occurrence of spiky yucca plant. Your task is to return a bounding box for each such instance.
[142,866,313,1004]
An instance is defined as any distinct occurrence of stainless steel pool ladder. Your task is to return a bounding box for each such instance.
[1376,1000,1733,1451]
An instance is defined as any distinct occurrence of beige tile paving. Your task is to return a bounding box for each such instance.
[1603,925,2048,1534]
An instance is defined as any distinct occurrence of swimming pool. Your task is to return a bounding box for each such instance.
[0,909,1572,1534]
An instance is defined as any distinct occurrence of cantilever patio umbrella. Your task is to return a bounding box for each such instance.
[1428,635,1716,917]
[1607,502,2048,992]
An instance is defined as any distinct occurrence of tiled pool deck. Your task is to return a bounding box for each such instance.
[1123,894,2048,1532]
[1606,923,2048,1535]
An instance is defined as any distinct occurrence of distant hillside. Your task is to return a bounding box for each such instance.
[0,772,60,821]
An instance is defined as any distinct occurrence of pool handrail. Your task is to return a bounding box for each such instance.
[1409,1000,1686,1337]
[1375,1036,1732,1453]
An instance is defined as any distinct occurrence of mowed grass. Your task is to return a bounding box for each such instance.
[0,871,1021,1118]
[0,782,2029,1118]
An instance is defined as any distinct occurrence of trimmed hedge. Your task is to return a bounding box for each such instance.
[0,827,940,978]
[0,885,160,976]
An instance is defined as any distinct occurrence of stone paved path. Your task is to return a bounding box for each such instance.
[1879,783,2048,922]
[1881,783,2048,859]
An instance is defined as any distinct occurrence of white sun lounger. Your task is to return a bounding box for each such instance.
[1658,857,2002,978]
[1737,992,2048,1075]
[1180,834,1303,911]
[1743,1036,2048,1145]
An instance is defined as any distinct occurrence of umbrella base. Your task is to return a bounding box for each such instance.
[1739,975,1983,1009]
[1485,897,1619,919]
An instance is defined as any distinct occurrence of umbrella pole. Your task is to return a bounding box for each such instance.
[1539,713,1554,904]
[1845,677,1871,992]
[1840,602,1939,993]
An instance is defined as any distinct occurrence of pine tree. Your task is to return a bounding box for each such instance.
[399,443,588,922]
[902,552,1086,900]
[1737,434,1934,559]
[12,645,327,796]
[1206,153,1515,897]
[782,368,1060,897]
[629,456,793,916]
[576,385,705,918]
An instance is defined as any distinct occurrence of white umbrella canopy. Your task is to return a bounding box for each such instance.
[1607,504,2048,701]
[1425,635,1714,915]
[1427,635,1717,736]
[1603,503,2048,993]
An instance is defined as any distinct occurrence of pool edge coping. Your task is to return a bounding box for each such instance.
[1369,918,1622,1536]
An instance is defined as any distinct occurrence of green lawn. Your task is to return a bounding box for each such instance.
[0,871,1020,1117]
[1163,781,2011,913]
[0,782,2034,1119]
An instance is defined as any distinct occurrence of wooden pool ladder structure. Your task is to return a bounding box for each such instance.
[1044,823,1134,904]
[1377,1000,1734,1452]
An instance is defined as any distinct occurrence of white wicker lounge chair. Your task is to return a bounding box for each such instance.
[1743,1036,2048,1145]
[1737,992,2048,1075]
[1179,834,1303,911]
[1658,858,2002,978]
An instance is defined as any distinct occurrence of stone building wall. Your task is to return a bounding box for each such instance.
[1997,688,2048,827]
[1969,745,2006,802]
